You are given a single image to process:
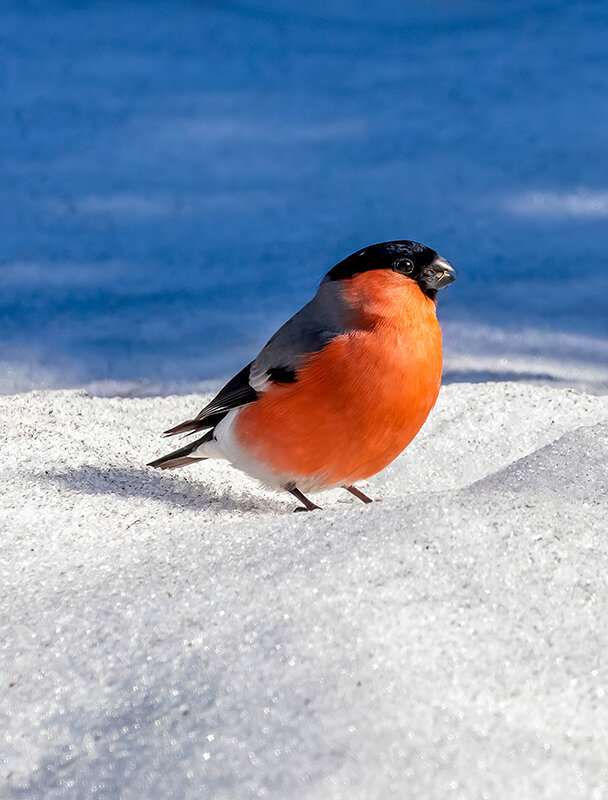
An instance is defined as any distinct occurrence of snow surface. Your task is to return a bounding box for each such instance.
[1,0,608,394]
[2,382,608,798]
[2,1,608,795]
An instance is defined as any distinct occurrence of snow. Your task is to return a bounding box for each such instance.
[2,382,608,798]
[1,0,607,394]
[2,0,608,795]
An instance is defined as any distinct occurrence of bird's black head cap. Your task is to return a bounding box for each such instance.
[324,240,456,300]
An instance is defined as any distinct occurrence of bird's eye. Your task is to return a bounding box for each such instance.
[395,258,414,275]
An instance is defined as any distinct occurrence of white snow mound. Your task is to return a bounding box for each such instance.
[2,382,608,799]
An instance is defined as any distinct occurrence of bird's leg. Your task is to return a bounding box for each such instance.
[344,485,373,504]
[289,487,321,512]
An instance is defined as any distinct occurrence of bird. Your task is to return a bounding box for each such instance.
[148,240,456,511]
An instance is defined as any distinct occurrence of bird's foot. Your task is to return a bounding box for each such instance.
[288,486,321,512]
[344,485,373,504]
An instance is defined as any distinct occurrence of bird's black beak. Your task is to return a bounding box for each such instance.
[421,257,457,292]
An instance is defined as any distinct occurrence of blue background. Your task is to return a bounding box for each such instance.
[1,0,607,392]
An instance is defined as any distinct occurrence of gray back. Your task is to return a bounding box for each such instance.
[249,280,352,390]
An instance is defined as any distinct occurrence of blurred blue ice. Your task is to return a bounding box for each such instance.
[1,0,607,392]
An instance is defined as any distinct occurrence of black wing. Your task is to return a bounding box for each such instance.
[163,362,257,436]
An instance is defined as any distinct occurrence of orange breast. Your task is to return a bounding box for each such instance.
[235,271,443,488]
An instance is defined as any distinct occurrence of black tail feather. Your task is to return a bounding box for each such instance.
[163,411,226,437]
[162,419,198,437]
[148,430,213,470]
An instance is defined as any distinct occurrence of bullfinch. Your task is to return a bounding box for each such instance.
[148,241,456,510]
